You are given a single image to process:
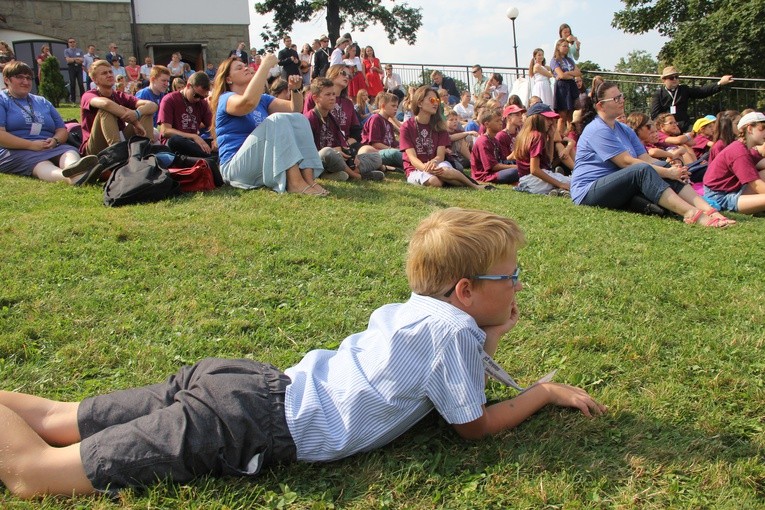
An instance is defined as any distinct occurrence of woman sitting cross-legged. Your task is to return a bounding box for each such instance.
[399,86,490,190]
[570,81,733,227]
[0,61,100,185]
[209,55,328,195]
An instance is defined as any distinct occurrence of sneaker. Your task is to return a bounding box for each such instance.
[62,155,99,177]
[548,188,571,198]
[361,170,385,181]
[321,170,349,181]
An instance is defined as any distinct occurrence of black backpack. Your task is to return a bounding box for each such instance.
[103,136,181,207]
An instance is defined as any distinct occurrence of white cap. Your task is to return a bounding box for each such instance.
[737,111,765,130]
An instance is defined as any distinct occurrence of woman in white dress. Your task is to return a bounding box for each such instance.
[529,48,553,106]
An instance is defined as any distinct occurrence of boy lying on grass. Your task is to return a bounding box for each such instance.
[0,208,605,498]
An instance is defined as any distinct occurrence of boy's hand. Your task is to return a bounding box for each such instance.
[543,382,607,417]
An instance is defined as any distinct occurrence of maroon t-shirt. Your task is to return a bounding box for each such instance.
[516,131,549,177]
[305,108,347,150]
[361,113,397,148]
[495,129,516,159]
[703,140,762,192]
[692,133,711,158]
[470,134,503,182]
[303,93,359,139]
[80,89,138,154]
[399,118,450,176]
[157,91,212,143]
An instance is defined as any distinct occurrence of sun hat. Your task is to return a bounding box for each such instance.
[737,111,765,130]
[661,66,681,79]
[692,115,717,133]
[526,102,559,119]
[336,36,349,46]
[320,35,329,42]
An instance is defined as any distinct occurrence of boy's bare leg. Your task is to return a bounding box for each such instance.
[0,391,80,446]
[0,404,94,498]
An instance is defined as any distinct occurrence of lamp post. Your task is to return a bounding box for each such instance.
[506,7,519,73]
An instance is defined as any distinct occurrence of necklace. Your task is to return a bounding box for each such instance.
[5,90,36,121]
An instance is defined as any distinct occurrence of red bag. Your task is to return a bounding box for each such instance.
[168,160,216,192]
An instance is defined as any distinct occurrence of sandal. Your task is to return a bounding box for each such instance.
[684,209,727,228]
[298,182,329,196]
[705,208,736,225]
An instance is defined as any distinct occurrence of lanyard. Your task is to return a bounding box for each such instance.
[482,352,557,393]
[665,86,679,107]
[5,91,36,121]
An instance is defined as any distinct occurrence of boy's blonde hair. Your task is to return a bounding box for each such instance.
[407,208,525,296]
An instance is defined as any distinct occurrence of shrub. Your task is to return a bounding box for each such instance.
[39,56,69,107]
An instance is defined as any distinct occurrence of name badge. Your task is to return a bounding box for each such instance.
[670,106,677,115]
[30,122,42,136]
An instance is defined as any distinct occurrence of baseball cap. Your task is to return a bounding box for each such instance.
[502,104,526,117]
[737,111,765,130]
[692,115,717,133]
[526,102,559,119]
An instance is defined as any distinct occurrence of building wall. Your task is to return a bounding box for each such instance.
[2,0,249,67]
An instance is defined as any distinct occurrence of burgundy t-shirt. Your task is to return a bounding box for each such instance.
[305,108,346,149]
[303,93,359,138]
[703,140,762,192]
[361,113,397,148]
[495,129,516,159]
[157,91,212,143]
[515,131,548,177]
[80,89,138,153]
[399,118,450,176]
[692,133,710,158]
[470,134,502,182]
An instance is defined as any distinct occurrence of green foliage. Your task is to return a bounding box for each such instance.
[576,60,604,73]
[254,0,423,50]
[2,146,765,507]
[613,0,765,77]
[38,56,68,108]
[612,50,661,113]
[614,49,659,75]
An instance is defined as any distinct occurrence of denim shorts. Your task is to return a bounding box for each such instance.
[703,185,745,212]
[79,358,296,492]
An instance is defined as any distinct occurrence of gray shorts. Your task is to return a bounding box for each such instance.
[78,358,296,492]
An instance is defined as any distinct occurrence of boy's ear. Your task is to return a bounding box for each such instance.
[451,278,475,306]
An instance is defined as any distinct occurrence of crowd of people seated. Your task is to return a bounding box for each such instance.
[2,27,764,217]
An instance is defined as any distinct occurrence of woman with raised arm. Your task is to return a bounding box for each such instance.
[209,55,328,195]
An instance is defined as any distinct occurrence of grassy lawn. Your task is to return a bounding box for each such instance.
[1,110,764,508]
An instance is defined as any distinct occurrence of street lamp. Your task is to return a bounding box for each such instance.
[506,7,519,73]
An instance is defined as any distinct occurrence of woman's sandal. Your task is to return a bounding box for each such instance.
[684,209,727,228]
[299,182,329,196]
[705,208,736,225]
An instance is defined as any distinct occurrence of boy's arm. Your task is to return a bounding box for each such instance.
[452,382,606,440]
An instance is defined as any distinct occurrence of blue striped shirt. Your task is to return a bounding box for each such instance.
[284,293,487,462]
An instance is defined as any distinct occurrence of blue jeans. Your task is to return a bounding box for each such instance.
[580,162,684,209]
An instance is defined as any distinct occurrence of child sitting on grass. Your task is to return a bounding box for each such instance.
[0,208,605,498]
[690,115,716,159]
[470,109,519,184]
[703,111,765,214]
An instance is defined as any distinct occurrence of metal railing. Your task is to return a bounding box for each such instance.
[385,62,765,118]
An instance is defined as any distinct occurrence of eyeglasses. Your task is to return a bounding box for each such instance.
[339,71,351,77]
[11,75,33,82]
[663,120,678,126]
[471,69,479,74]
[599,94,624,104]
[664,75,680,80]
[428,96,440,106]
[443,267,521,297]
[193,91,208,99]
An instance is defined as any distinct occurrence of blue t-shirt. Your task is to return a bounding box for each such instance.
[571,116,647,204]
[0,91,64,140]
[215,92,275,166]
[134,87,165,126]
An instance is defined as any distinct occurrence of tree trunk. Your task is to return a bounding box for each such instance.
[326,0,341,45]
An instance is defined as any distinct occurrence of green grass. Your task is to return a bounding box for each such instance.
[1,149,765,508]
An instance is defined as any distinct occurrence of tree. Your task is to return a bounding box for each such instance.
[254,0,423,51]
[576,60,603,74]
[38,56,68,107]
[613,50,660,113]
[612,0,765,78]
